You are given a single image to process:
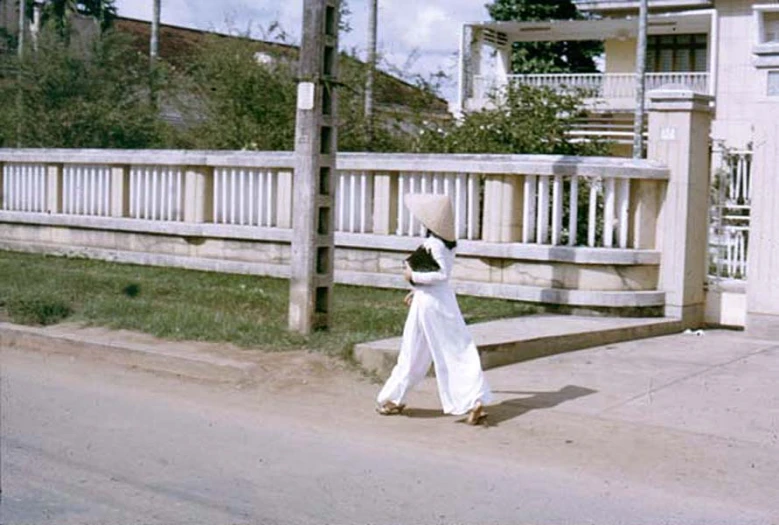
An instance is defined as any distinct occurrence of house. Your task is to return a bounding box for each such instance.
[458,0,779,336]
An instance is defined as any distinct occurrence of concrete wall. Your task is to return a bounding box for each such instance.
[0,218,664,311]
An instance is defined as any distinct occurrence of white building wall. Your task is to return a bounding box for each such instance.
[605,38,638,73]
[711,0,777,148]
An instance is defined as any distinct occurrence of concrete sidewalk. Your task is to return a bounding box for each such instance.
[354,313,683,378]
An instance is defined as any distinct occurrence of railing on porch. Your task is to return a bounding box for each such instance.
[709,148,752,283]
[0,151,669,250]
[473,72,710,106]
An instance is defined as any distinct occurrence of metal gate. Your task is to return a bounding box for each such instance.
[708,147,752,284]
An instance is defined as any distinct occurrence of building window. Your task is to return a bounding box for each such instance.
[754,6,779,68]
[766,12,779,43]
[755,5,779,45]
[769,71,779,96]
[647,34,708,73]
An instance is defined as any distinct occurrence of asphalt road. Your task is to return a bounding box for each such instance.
[0,345,774,525]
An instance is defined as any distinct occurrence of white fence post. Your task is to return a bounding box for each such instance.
[110,165,129,218]
[183,166,214,223]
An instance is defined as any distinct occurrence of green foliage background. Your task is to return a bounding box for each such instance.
[485,0,603,74]
[0,2,607,158]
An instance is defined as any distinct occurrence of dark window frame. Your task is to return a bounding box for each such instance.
[647,33,708,73]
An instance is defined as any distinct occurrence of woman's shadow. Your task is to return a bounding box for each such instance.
[404,385,597,427]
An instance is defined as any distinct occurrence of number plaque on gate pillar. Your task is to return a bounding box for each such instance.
[289,0,339,334]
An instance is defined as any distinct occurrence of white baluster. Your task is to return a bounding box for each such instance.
[229,168,236,225]
[266,170,276,227]
[1,166,6,210]
[523,175,537,243]
[588,182,598,247]
[221,169,228,224]
[238,169,245,225]
[176,169,183,221]
[76,166,84,215]
[12,165,18,211]
[337,171,347,232]
[604,178,616,248]
[536,176,550,244]
[568,177,579,246]
[257,170,266,227]
[420,172,430,195]
[39,166,45,212]
[136,169,143,219]
[88,167,95,215]
[360,172,369,233]
[408,174,419,236]
[211,169,218,223]
[617,178,630,249]
[18,165,25,211]
[454,173,466,239]
[28,166,34,212]
[248,169,255,226]
[396,173,406,236]
[96,168,103,216]
[349,172,357,233]
[467,173,480,240]
[152,167,160,220]
[551,175,563,245]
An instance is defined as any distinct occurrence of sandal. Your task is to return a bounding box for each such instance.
[376,401,406,415]
[466,402,487,425]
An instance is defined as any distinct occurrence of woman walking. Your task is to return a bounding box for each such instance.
[376,194,492,425]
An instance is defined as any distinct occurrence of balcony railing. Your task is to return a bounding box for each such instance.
[573,0,713,11]
[472,72,710,110]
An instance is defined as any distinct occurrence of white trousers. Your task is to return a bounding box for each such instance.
[377,286,492,415]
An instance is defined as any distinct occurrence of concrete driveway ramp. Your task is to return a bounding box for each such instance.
[354,314,683,380]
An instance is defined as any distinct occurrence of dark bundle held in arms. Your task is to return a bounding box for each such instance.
[405,245,440,272]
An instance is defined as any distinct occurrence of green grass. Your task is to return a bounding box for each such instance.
[0,250,539,360]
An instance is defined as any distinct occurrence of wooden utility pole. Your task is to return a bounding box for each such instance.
[632,0,648,158]
[288,0,340,334]
[364,0,377,148]
[17,0,26,147]
[149,0,160,106]
[17,0,25,58]
[150,0,160,61]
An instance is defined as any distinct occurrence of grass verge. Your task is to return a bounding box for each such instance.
[0,251,539,360]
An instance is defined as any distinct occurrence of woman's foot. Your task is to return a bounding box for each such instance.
[466,402,486,425]
[376,401,406,415]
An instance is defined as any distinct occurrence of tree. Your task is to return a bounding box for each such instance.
[175,35,298,150]
[32,0,117,41]
[412,83,607,156]
[485,0,602,74]
[0,27,168,148]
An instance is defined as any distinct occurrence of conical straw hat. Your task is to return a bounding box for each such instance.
[404,193,456,242]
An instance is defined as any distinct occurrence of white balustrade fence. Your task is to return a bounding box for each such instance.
[473,72,710,104]
[213,168,282,227]
[1,163,47,213]
[64,165,112,217]
[0,151,669,254]
[130,165,183,222]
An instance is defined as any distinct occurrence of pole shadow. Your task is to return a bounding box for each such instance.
[402,385,597,427]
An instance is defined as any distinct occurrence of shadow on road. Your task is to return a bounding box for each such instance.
[403,385,597,427]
